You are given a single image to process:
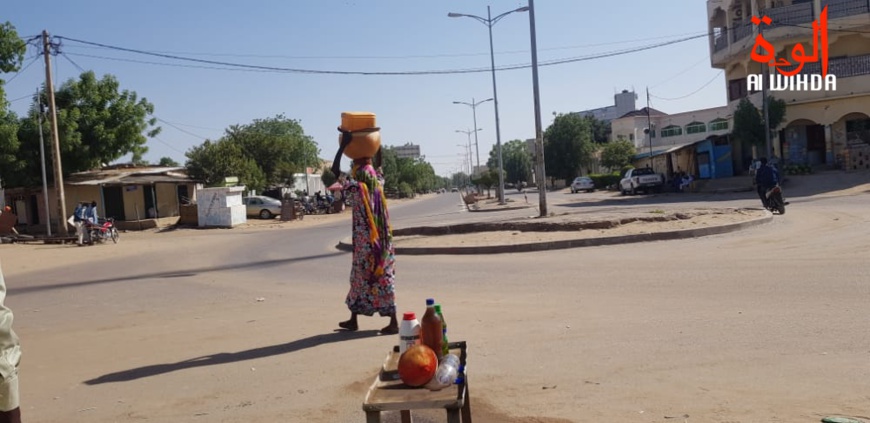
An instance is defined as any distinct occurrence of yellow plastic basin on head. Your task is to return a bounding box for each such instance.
[341,112,377,132]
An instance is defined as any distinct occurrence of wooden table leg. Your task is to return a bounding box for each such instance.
[400,410,413,423]
[365,410,381,423]
[447,409,461,423]
[461,383,472,422]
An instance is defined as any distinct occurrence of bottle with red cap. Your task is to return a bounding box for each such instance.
[398,312,421,354]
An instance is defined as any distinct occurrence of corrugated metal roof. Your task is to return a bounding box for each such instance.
[66,166,196,186]
[634,139,705,160]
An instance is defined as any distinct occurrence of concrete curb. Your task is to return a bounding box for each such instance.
[335,211,773,255]
[468,205,533,213]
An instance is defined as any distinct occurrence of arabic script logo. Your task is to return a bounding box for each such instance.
[747,6,836,92]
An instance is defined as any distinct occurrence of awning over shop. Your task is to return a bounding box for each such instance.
[633,139,706,160]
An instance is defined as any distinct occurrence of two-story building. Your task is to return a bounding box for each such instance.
[708,0,870,170]
[611,106,735,179]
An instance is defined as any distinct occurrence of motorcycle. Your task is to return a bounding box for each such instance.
[765,184,787,215]
[87,218,120,244]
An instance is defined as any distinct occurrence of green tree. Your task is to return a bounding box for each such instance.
[471,168,498,198]
[0,22,27,184]
[185,139,266,192]
[500,139,532,185]
[381,146,440,194]
[584,115,612,144]
[600,136,636,170]
[49,71,161,173]
[732,96,787,152]
[320,164,337,187]
[158,156,180,167]
[223,114,320,188]
[543,113,596,182]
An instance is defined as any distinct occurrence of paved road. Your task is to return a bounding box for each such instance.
[4,172,870,422]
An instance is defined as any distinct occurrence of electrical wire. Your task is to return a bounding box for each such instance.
[650,56,710,89]
[59,52,87,74]
[650,71,724,101]
[3,55,41,85]
[7,93,33,103]
[155,117,210,140]
[58,34,708,76]
[152,135,188,155]
[59,29,712,60]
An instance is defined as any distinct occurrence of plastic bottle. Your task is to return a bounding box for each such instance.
[434,304,449,357]
[426,353,460,391]
[398,312,421,354]
[420,298,443,360]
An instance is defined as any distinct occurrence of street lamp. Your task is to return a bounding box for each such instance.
[453,98,492,175]
[449,5,529,204]
[456,145,472,185]
[456,128,481,177]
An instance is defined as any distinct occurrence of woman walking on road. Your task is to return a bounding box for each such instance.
[331,113,398,335]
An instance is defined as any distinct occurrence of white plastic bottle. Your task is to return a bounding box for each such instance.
[426,354,460,391]
[398,312,421,354]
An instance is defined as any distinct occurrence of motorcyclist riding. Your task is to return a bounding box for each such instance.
[754,157,778,209]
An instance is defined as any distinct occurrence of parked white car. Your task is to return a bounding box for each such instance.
[243,195,282,219]
[570,176,595,193]
[619,167,664,195]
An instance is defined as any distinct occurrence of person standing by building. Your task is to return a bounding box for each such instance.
[0,262,22,423]
[73,202,86,246]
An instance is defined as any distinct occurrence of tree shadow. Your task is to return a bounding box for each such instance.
[8,251,347,295]
[84,329,380,385]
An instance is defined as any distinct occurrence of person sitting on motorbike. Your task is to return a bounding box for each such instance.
[755,157,778,209]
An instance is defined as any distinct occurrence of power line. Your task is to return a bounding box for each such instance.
[155,117,210,140]
[152,135,188,155]
[59,52,87,74]
[8,93,33,103]
[650,56,710,89]
[2,55,41,85]
[57,33,708,76]
[59,30,711,60]
[650,71,724,101]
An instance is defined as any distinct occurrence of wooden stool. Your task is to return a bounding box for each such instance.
[363,341,471,423]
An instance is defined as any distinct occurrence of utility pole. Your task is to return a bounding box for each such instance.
[646,87,653,169]
[487,6,506,205]
[528,0,547,217]
[42,30,68,236]
[36,88,52,236]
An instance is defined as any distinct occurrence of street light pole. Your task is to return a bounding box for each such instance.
[453,97,492,176]
[456,129,480,181]
[449,6,529,205]
[487,6,506,204]
[528,0,547,217]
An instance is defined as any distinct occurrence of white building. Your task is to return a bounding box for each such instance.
[574,89,638,122]
[390,143,421,160]
[611,106,735,179]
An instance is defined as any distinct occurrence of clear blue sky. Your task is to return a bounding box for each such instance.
[4,0,726,176]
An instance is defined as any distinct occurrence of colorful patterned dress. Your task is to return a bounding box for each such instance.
[344,162,396,317]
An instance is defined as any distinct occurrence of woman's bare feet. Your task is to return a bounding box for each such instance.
[379,313,399,335]
[338,313,359,331]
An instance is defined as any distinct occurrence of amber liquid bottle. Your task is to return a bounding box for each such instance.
[421,298,444,360]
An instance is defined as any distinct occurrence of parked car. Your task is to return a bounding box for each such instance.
[619,167,664,195]
[570,176,595,193]
[243,195,282,219]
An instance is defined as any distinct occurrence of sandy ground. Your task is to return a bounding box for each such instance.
[2,174,869,423]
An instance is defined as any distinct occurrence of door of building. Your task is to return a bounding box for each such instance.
[102,186,125,221]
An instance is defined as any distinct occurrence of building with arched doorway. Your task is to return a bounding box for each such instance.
[707,0,870,170]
